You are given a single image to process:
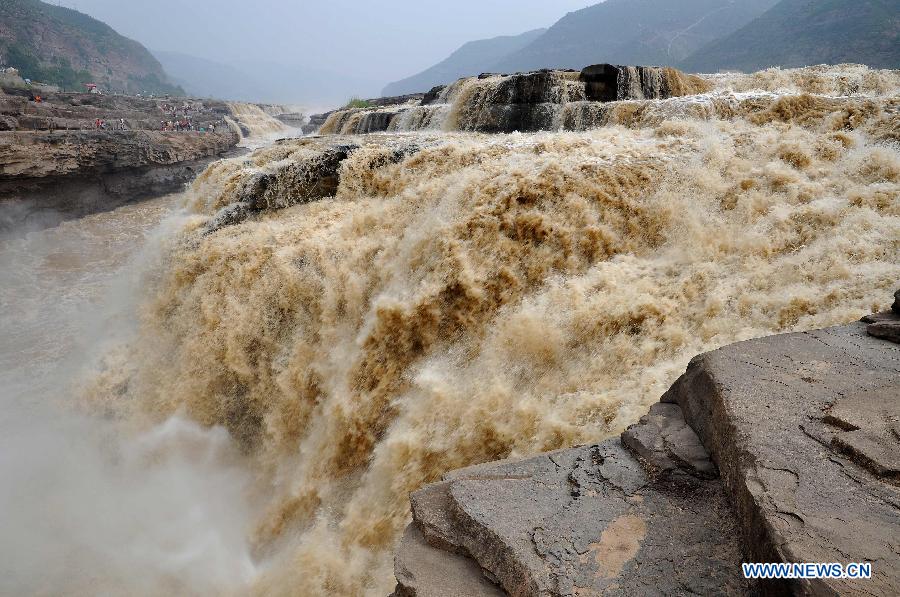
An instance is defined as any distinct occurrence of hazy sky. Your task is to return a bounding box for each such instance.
[55,0,595,84]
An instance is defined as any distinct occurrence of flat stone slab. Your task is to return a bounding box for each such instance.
[401,405,747,596]
[663,321,900,596]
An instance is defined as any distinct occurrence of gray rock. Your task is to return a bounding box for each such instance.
[662,321,900,596]
[621,402,717,479]
[393,524,504,597]
[421,86,446,106]
[868,321,900,343]
[402,408,746,596]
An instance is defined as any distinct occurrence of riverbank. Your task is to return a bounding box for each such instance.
[0,129,240,228]
[0,87,304,230]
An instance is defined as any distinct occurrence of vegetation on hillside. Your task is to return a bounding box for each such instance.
[0,0,183,94]
[345,97,373,109]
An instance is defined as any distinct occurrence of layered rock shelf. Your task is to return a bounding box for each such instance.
[312,64,709,135]
[393,297,900,596]
[0,87,246,226]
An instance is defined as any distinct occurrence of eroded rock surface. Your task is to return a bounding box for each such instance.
[312,64,707,135]
[663,320,900,596]
[394,404,746,596]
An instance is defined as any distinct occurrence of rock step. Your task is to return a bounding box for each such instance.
[392,524,504,597]
[395,404,747,596]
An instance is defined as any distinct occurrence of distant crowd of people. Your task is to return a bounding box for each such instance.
[94,118,128,130]
[160,119,217,133]
[16,90,228,134]
[158,101,221,133]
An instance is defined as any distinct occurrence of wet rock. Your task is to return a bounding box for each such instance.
[894,288,900,314]
[242,144,357,211]
[303,111,333,134]
[580,64,708,102]
[662,321,900,596]
[421,86,446,106]
[356,111,397,134]
[319,65,707,136]
[399,407,746,596]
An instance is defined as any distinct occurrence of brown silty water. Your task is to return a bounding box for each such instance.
[1,65,897,595]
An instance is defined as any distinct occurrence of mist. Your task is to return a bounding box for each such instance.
[0,197,257,596]
[54,0,595,104]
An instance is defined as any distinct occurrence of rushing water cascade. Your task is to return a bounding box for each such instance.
[3,64,897,595]
[317,64,899,136]
[74,65,900,595]
[226,102,293,146]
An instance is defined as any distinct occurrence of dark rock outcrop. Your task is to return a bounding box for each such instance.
[395,295,900,596]
[205,139,423,233]
[421,86,447,106]
[311,64,709,136]
[580,64,706,102]
[242,144,357,211]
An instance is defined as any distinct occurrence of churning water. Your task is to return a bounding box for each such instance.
[1,65,898,595]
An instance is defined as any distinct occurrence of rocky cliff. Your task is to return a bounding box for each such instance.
[393,298,900,596]
[0,88,254,228]
[0,129,238,226]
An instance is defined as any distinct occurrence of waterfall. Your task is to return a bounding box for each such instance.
[83,65,899,593]
[313,64,900,136]
[3,63,897,596]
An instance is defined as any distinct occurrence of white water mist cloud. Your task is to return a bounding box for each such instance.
[0,197,258,596]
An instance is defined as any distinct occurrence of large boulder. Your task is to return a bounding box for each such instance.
[663,320,900,596]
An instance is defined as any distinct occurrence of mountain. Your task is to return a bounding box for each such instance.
[493,0,780,73]
[154,51,382,106]
[382,29,546,96]
[681,0,900,72]
[0,0,181,94]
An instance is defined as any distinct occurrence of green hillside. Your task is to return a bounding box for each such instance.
[0,0,182,94]
[681,0,900,72]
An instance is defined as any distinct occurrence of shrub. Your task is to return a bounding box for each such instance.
[345,97,372,109]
